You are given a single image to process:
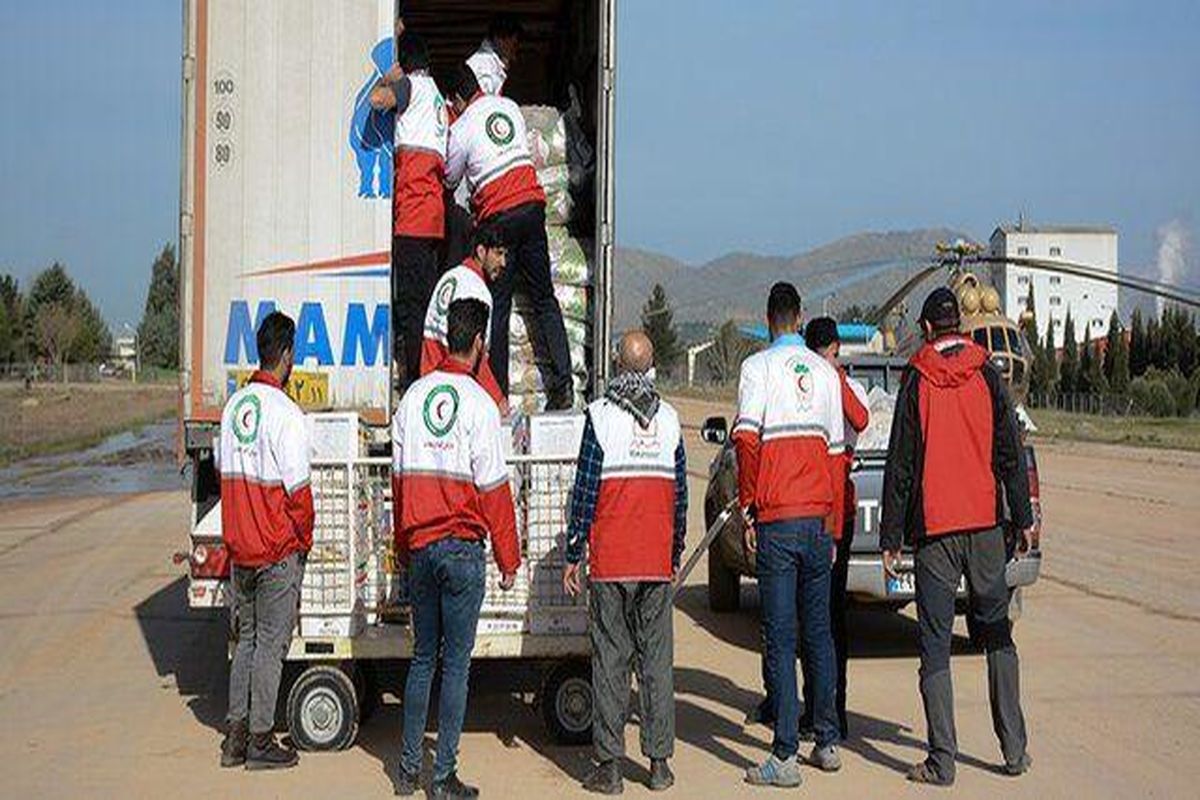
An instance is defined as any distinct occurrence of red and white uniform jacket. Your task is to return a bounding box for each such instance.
[732,342,845,525]
[466,39,507,96]
[829,369,870,539]
[217,371,314,567]
[394,72,448,239]
[391,360,520,574]
[446,93,545,223]
[583,398,684,582]
[419,258,505,409]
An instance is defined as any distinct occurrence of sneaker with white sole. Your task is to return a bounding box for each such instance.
[808,744,842,772]
[745,754,802,787]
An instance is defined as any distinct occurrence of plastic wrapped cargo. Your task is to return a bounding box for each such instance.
[540,165,573,225]
[547,228,591,286]
[855,386,896,452]
[523,105,568,169]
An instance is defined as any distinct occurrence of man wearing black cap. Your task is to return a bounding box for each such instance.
[880,287,1035,786]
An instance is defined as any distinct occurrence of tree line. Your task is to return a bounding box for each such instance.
[1022,284,1200,418]
[0,243,179,377]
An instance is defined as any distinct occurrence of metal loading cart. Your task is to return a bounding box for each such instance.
[277,455,593,751]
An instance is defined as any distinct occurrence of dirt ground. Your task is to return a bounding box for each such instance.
[0,381,176,465]
[1,396,1199,798]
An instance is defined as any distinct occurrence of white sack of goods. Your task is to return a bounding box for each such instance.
[547,228,591,286]
[539,164,573,225]
[522,105,568,170]
[855,386,896,452]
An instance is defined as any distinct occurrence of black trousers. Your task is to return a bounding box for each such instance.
[392,235,440,394]
[485,202,573,402]
[800,524,852,739]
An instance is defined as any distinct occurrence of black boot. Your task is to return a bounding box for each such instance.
[394,766,420,796]
[648,759,674,791]
[245,732,299,770]
[582,760,623,795]
[428,772,479,799]
[220,719,248,768]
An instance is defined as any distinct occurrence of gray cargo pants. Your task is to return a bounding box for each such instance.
[227,552,304,734]
[915,526,1027,781]
[590,581,675,764]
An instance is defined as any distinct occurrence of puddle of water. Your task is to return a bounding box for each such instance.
[0,421,185,500]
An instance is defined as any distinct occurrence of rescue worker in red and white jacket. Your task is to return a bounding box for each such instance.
[217,311,312,771]
[420,225,508,412]
[881,287,1034,786]
[736,283,846,788]
[466,13,523,96]
[799,316,869,742]
[563,331,687,795]
[445,65,574,410]
[370,32,448,392]
[391,297,520,798]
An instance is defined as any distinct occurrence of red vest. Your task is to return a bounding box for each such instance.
[587,399,682,582]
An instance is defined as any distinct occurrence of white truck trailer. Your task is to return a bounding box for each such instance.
[178,0,616,749]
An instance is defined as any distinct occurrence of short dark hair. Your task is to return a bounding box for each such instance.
[920,286,961,334]
[396,32,430,73]
[447,298,489,355]
[256,311,295,370]
[450,63,480,102]
[471,224,505,253]
[489,13,524,41]
[805,316,839,351]
[767,282,802,329]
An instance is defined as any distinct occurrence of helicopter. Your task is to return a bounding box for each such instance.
[864,239,1200,406]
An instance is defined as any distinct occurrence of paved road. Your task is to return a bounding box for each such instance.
[1,399,1198,798]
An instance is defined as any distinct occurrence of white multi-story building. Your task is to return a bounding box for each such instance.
[988,223,1118,349]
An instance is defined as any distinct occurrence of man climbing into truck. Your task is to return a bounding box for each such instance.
[445,65,574,410]
[369,31,448,395]
[420,225,509,412]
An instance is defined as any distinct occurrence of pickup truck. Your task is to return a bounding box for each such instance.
[699,355,1043,617]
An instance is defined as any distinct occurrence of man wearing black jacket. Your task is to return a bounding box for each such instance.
[880,287,1036,787]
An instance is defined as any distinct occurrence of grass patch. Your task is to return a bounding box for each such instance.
[1029,408,1200,452]
[0,382,177,466]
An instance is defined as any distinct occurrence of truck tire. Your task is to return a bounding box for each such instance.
[540,660,593,746]
[707,543,740,613]
[287,664,359,751]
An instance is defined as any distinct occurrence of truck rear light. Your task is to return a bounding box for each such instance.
[191,541,230,579]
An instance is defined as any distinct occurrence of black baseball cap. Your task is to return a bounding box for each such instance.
[805,316,839,351]
[919,287,960,328]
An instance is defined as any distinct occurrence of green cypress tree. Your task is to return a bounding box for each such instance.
[640,283,681,376]
[1129,307,1146,377]
[1059,310,1079,395]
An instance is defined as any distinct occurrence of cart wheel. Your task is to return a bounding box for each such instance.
[541,660,593,746]
[287,664,359,751]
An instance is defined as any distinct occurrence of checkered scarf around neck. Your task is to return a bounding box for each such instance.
[605,369,660,429]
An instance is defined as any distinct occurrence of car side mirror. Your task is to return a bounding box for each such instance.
[701,416,728,445]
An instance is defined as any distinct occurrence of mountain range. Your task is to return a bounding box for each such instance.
[612,228,970,336]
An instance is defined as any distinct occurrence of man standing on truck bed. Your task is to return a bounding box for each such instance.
[420,226,508,411]
[735,283,846,788]
[563,330,687,795]
[445,65,574,410]
[467,13,523,96]
[217,311,313,771]
[392,298,521,799]
[881,287,1035,786]
[369,31,448,394]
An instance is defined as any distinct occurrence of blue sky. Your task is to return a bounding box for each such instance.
[1,0,1197,325]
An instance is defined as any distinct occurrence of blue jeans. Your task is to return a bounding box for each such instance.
[401,537,486,782]
[757,517,838,756]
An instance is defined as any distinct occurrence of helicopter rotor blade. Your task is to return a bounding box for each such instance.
[866,262,945,326]
[974,255,1200,310]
